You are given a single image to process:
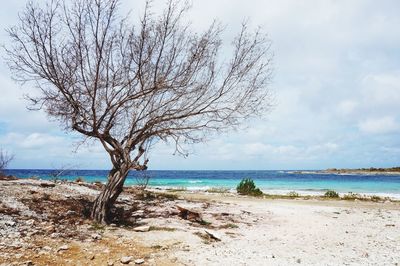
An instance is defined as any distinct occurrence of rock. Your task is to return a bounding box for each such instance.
[44,225,55,233]
[91,233,102,240]
[0,175,18,181]
[134,259,145,264]
[88,254,95,260]
[42,246,52,251]
[26,220,35,226]
[57,245,69,252]
[50,233,60,238]
[204,230,221,241]
[132,210,145,217]
[5,221,16,227]
[120,256,133,264]
[107,261,114,266]
[133,225,150,232]
[177,205,202,222]
[66,210,77,216]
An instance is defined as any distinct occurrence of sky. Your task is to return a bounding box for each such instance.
[1,0,400,170]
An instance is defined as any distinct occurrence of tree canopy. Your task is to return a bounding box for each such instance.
[6,0,273,223]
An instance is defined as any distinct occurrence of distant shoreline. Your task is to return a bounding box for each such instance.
[289,167,400,176]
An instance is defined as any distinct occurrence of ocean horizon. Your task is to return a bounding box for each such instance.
[5,169,400,198]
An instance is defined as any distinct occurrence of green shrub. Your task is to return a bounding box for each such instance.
[324,190,339,198]
[236,178,263,196]
[287,191,299,198]
[370,195,382,202]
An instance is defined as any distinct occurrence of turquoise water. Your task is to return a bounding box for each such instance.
[5,169,400,197]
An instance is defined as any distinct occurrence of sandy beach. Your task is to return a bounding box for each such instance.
[1,179,399,265]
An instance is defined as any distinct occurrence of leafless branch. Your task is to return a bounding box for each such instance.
[0,149,14,176]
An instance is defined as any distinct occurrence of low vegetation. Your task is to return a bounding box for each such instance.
[326,166,400,173]
[341,192,389,202]
[219,223,239,229]
[75,177,85,183]
[149,226,176,232]
[324,190,339,198]
[166,187,188,192]
[205,187,230,193]
[287,191,299,198]
[236,178,263,197]
[342,192,363,200]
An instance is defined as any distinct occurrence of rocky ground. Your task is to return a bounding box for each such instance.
[0,179,249,266]
[1,178,400,265]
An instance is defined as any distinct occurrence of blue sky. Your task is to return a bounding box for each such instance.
[1,0,400,170]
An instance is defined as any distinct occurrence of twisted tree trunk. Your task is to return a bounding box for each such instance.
[91,164,130,224]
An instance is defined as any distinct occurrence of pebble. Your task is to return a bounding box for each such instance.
[5,221,16,227]
[42,246,52,251]
[50,233,60,238]
[91,233,102,240]
[26,220,35,226]
[135,258,145,264]
[120,256,133,264]
[107,261,114,266]
[57,245,69,252]
[133,225,150,232]
[66,210,77,216]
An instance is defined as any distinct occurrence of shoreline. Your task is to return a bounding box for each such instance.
[4,170,400,200]
[3,175,400,200]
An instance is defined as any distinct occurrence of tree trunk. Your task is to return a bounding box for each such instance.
[91,166,130,224]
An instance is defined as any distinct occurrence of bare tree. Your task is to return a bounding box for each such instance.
[0,149,14,176]
[49,163,78,182]
[6,0,273,223]
[135,171,151,191]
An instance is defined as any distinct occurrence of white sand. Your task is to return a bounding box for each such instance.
[138,195,400,265]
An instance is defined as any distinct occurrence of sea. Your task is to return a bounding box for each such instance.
[4,169,400,198]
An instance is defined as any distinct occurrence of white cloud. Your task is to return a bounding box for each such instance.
[362,72,400,106]
[358,116,399,135]
[337,100,358,116]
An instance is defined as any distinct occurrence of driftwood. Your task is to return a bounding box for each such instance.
[205,230,222,241]
[177,205,203,222]
[39,182,56,188]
